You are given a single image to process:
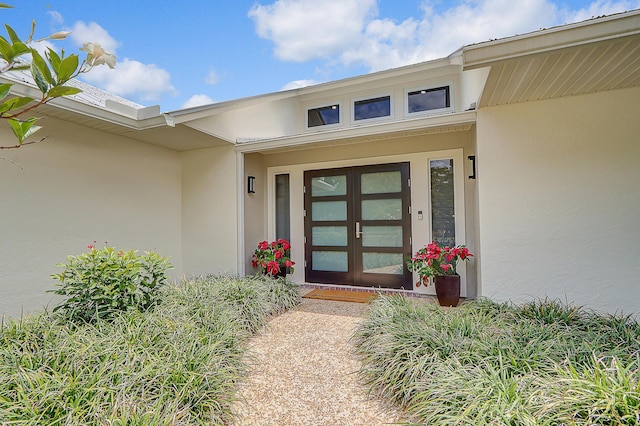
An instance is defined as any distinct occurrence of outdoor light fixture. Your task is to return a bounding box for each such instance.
[247,176,256,193]
[468,155,476,179]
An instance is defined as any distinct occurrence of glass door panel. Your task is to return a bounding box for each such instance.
[361,226,403,247]
[311,201,347,221]
[361,171,402,194]
[430,159,456,246]
[312,251,349,272]
[361,199,403,220]
[305,163,412,289]
[362,253,404,275]
[312,226,348,246]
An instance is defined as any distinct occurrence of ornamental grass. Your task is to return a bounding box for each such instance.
[353,295,640,425]
[0,275,300,425]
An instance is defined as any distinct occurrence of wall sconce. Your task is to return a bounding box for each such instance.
[468,155,476,179]
[247,176,256,194]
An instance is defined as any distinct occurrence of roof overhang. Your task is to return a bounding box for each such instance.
[463,10,640,107]
[235,110,476,154]
[1,75,229,151]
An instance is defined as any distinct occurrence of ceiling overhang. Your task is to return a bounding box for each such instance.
[464,10,640,107]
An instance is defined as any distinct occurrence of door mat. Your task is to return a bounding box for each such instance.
[303,289,378,303]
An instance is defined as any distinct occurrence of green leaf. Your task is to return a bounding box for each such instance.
[31,61,50,94]
[10,63,29,71]
[30,49,54,85]
[0,4,15,8]
[0,96,34,114]
[0,35,13,62]
[4,24,22,44]
[11,41,30,57]
[56,54,79,84]
[0,83,11,100]
[7,118,41,144]
[47,85,82,98]
[46,48,61,74]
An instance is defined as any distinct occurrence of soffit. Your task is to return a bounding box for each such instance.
[476,34,640,107]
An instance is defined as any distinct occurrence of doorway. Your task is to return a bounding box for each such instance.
[303,162,412,289]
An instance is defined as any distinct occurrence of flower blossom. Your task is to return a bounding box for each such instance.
[80,42,116,69]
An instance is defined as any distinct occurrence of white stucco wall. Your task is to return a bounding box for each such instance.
[477,87,640,315]
[181,145,238,276]
[1,118,182,319]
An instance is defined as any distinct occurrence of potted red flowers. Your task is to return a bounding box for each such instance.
[252,239,295,278]
[407,241,473,306]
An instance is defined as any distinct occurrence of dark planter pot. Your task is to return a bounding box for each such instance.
[434,274,460,307]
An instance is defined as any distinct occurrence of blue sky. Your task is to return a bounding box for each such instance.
[2,0,639,111]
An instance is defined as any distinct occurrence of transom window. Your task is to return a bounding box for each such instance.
[354,96,391,121]
[407,86,450,114]
[307,104,340,128]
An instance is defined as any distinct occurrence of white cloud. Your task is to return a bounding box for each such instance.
[205,68,219,85]
[250,0,640,72]
[47,11,64,26]
[561,0,640,22]
[55,19,177,104]
[249,0,378,61]
[68,21,120,54]
[182,94,215,109]
[280,79,321,90]
[81,58,177,102]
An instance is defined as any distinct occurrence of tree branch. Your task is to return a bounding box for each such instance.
[0,135,48,149]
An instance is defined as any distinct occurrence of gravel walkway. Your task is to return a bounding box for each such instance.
[232,296,404,426]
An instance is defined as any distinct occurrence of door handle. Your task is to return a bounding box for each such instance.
[355,221,363,239]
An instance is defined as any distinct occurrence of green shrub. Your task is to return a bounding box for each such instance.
[353,296,640,425]
[0,275,300,425]
[50,245,173,323]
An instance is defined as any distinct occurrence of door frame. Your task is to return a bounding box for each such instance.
[265,149,467,296]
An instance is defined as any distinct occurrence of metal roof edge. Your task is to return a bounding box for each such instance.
[463,8,640,69]
[1,75,171,130]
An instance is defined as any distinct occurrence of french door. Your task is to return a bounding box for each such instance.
[304,163,412,289]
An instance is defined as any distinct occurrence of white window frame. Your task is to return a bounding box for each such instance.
[351,92,394,125]
[305,101,342,131]
[404,83,454,118]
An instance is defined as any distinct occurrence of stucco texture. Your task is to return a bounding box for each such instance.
[1,118,182,319]
[476,87,640,315]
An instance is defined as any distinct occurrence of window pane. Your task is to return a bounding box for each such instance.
[313,251,348,272]
[354,96,390,121]
[362,226,402,247]
[362,199,402,220]
[430,159,455,247]
[361,171,401,194]
[312,226,348,246]
[308,105,339,127]
[408,87,450,113]
[311,175,347,196]
[312,201,347,221]
[275,174,290,241]
[362,253,403,275]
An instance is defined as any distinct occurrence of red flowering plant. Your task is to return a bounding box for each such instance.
[251,239,295,277]
[406,241,473,287]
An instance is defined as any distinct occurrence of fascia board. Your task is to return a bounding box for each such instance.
[463,10,640,69]
[235,110,476,153]
[2,77,170,130]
